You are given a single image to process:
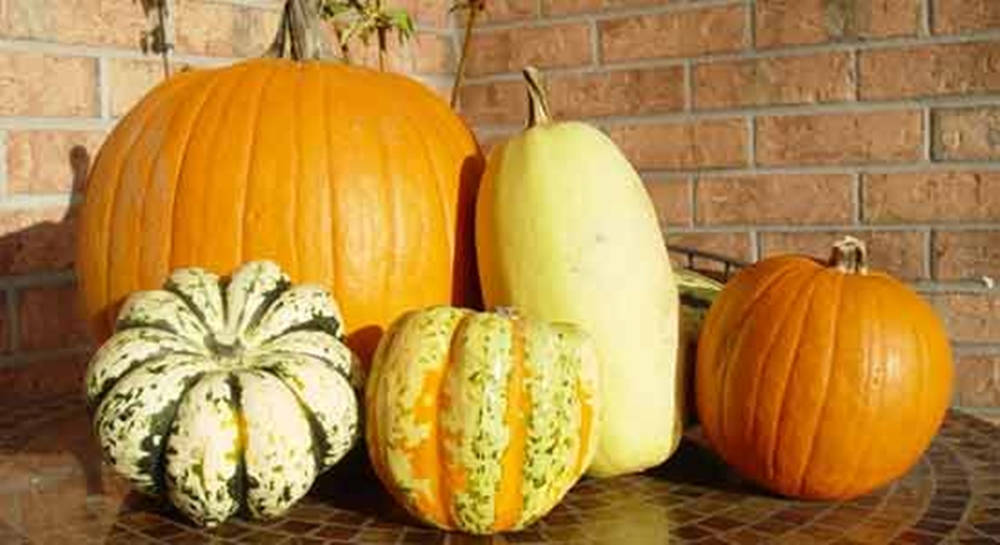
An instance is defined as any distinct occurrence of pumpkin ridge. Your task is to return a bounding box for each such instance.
[116,69,229,325]
[236,64,284,267]
[99,73,209,335]
[765,267,826,484]
[149,65,250,291]
[715,263,805,453]
[735,267,815,448]
[793,270,845,495]
[164,281,214,334]
[90,342,202,408]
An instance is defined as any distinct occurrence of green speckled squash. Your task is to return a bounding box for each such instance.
[86,261,361,527]
[366,307,600,534]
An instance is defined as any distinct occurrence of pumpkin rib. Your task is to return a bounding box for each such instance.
[82,71,203,336]
[494,314,526,530]
[236,63,284,268]
[715,263,805,453]
[121,70,232,321]
[793,270,844,496]
[99,74,209,335]
[763,267,825,483]
[258,365,328,474]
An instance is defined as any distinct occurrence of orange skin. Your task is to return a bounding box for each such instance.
[76,59,483,365]
[696,250,954,500]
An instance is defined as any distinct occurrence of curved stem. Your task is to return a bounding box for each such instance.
[828,236,869,275]
[264,0,329,61]
[450,4,480,108]
[523,66,553,127]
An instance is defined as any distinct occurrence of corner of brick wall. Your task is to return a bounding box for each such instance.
[0,0,460,399]
[456,0,1000,419]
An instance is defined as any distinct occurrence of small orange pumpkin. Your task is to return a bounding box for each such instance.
[695,237,953,500]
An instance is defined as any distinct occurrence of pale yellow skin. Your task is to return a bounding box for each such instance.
[476,119,682,477]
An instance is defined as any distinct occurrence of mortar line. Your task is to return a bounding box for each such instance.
[0,130,7,200]
[461,30,1000,82]
[470,94,1000,130]
[925,228,936,280]
[745,0,756,50]
[749,230,761,261]
[924,107,935,161]
[921,0,933,37]
[98,56,111,121]
[467,0,744,31]
[746,115,756,167]
[683,60,693,111]
[850,48,861,102]
[688,174,698,228]
[635,161,1000,178]
[589,17,602,67]
[852,172,863,225]
[665,223,1000,234]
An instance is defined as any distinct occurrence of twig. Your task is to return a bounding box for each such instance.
[449,0,485,109]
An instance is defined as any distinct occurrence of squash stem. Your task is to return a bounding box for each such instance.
[265,0,328,61]
[829,236,869,275]
[523,66,553,127]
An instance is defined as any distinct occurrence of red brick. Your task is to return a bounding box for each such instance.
[933,0,1000,34]
[0,52,97,117]
[756,110,922,166]
[107,58,168,118]
[465,23,592,76]
[759,230,926,280]
[0,207,77,275]
[174,2,281,58]
[954,353,1000,408]
[466,0,537,23]
[860,42,1000,100]
[645,178,692,227]
[391,0,453,28]
[934,293,1000,344]
[18,284,90,351]
[755,0,920,48]
[6,131,106,195]
[862,171,1000,223]
[543,0,664,16]
[933,106,1000,161]
[609,119,747,170]
[599,5,746,63]
[694,52,853,109]
[412,33,455,75]
[933,230,1000,282]
[696,174,853,226]
[0,0,146,48]
[460,67,684,125]
[0,354,89,400]
[667,231,753,274]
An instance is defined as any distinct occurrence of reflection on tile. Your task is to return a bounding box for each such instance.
[0,395,997,544]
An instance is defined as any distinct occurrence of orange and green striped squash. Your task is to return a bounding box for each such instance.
[365,306,600,534]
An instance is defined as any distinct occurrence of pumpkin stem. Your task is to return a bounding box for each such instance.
[829,236,869,274]
[523,66,553,128]
[265,0,330,61]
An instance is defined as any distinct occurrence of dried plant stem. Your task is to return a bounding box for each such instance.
[450,2,482,108]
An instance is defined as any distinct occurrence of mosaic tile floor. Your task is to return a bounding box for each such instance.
[0,394,997,544]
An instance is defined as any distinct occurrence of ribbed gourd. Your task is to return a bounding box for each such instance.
[86,261,360,526]
[365,307,600,533]
[475,68,681,478]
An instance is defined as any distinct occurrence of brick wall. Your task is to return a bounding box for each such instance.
[457,0,1000,419]
[0,0,456,398]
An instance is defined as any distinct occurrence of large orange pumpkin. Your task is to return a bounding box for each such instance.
[76,0,483,363]
[695,237,953,500]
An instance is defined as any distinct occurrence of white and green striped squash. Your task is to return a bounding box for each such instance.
[85,261,361,527]
[366,306,600,534]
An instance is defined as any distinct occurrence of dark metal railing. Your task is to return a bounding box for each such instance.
[667,245,750,283]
